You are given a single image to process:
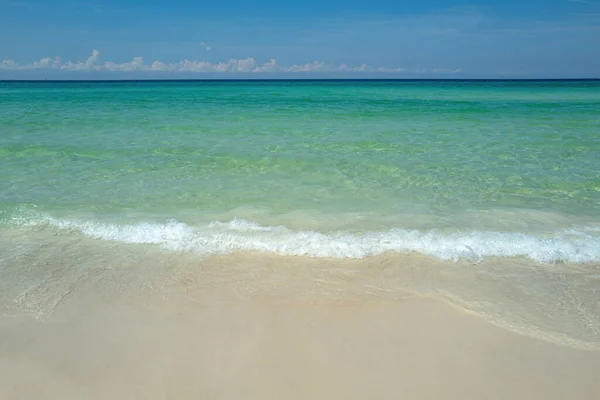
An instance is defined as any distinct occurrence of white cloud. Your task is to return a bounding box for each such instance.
[150,61,168,71]
[85,49,100,69]
[58,49,101,71]
[253,59,279,72]
[0,59,19,69]
[0,49,461,74]
[104,56,145,71]
[32,57,62,69]
[200,42,212,52]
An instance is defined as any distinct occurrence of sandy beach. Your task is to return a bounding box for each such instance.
[1,254,599,400]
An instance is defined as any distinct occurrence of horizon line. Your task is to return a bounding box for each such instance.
[1,78,599,83]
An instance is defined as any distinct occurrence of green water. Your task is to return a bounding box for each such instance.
[2,81,599,225]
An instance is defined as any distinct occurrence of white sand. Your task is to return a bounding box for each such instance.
[1,294,599,400]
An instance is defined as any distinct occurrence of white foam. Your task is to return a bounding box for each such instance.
[14,215,600,263]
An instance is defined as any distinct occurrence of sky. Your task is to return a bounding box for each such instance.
[0,0,599,79]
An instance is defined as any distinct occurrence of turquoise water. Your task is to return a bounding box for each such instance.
[1,80,600,346]
[2,80,600,259]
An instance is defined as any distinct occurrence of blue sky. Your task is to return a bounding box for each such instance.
[1,0,599,78]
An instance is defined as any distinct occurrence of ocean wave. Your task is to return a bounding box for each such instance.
[9,214,600,264]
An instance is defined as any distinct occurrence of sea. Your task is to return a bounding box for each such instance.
[1,80,599,348]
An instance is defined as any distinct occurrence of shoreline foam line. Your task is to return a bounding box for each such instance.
[9,214,600,263]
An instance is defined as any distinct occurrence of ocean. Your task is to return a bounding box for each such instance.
[1,80,599,348]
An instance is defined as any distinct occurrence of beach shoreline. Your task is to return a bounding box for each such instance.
[2,79,599,399]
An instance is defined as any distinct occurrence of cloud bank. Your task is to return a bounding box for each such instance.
[0,50,461,74]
